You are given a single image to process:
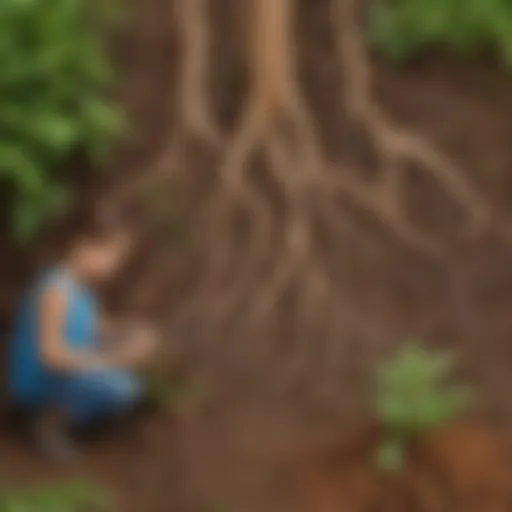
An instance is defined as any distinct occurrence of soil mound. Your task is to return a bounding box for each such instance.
[296,421,512,512]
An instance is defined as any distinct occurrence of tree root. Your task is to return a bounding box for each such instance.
[171,0,326,333]
[105,0,511,393]
[102,0,221,215]
[330,0,493,255]
[175,0,221,144]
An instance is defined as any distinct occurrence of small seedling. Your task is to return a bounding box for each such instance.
[374,342,473,471]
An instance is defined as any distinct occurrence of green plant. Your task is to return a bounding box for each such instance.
[368,0,512,65]
[0,480,111,511]
[374,343,473,471]
[140,369,208,415]
[0,0,124,241]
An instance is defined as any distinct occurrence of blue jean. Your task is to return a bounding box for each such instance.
[46,370,141,424]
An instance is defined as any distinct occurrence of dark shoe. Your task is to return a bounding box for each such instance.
[68,414,117,444]
[132,395,160,419]
[31,413,80,463]
[5,404,38,437]
[68,396,159,445]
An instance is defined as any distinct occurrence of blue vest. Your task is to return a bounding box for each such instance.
[7,267,97,403]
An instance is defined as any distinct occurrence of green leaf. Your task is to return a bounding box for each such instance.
[32,112,79,151]
[12,203,44,243]
[375,438,406,472]
[81,100,124,162]
[0,144,46,194]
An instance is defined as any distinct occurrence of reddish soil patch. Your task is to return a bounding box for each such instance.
[295,420,512,512]
[5,414,512,511]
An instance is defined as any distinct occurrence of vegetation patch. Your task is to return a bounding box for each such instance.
[0,0,123,241]
[374,343,473,471]
[368,0,512,65]
[0,480,111,512]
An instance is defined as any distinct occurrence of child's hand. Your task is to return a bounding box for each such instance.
[127,324,161,361]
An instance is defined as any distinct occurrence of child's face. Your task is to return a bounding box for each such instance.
[80,232,132,281]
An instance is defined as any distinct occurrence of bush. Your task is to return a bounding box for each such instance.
[0,480,110,511]
[368,0,512,65]
[374,343,472,471]
[0,0,123,241]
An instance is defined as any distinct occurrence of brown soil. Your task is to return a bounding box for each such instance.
[4,0,512,511]
[295,420,512,512]
[4,416,512,511]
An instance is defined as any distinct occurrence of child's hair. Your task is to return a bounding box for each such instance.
[79,208,125,244]
[62,205,129,257]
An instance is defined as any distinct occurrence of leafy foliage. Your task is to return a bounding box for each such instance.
[0,480,111,512]
[368,0,512,65]
[374,343,472,471]
[0,0,123,241]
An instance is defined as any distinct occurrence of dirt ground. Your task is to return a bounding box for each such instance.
[5,0,512,510]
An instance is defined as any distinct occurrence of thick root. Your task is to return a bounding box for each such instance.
[106,0,507,393]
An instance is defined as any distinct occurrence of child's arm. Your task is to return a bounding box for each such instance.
[38,286,153,371]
